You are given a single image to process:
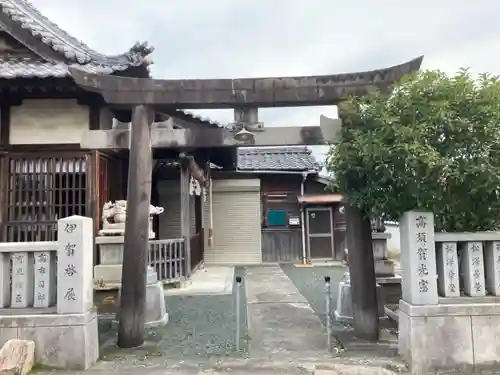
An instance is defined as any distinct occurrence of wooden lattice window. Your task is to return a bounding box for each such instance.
[3,154,89,242]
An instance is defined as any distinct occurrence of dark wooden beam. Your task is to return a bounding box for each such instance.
[88,103,101,130]
[180,162,191,276]
[117,104,154,348]
[69,56,423,109]
[2,143,82,152]
[179,153,208,187]
[0,103,10,145]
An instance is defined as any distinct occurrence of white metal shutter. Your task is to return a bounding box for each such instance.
[204,179,261,264]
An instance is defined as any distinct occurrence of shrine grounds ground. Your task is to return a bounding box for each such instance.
[35,264,403,375]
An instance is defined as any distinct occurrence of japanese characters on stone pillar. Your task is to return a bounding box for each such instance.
[462,241,486,297]
[11,252,33,308]
[400,211,438,305]
[485,241,500,296]
[34,251,57,308]
[57,216,94,314]
[437,242,460,297]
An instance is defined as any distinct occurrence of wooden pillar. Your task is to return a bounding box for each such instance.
[195,194,202,234]
[180,161,191,277]
[0,102,10,146]
[117,105,154,348]
[206,163,214,248]
[0,102,10,242]
[201,162,209,251]
[345,205,379,341]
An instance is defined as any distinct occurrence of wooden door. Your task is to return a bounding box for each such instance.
[307,207,334,259]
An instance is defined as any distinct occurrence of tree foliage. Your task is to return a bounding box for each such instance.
[326,69,500,232]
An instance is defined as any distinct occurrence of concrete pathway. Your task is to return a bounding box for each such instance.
[164,265,234,296]
[245,265,330,360]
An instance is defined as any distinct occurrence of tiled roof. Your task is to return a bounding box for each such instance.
[237,146,320,172]
[0,0,152,77]
[0,57,125,78]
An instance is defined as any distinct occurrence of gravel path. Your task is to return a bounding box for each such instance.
[99,266,248,361]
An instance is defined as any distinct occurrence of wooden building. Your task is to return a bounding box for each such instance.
[0,0,143,241]
[236,146,345,263]
[192,147,346,264]
[154,146,346,265]
[0,0,219,249]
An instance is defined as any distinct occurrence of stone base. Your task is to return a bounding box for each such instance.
[377,276,402,306]
[0,310,98,370]
[399,299,500,375]
[334,281,384,322]
[94,264,122,290]
[144,281,169,328]
[372,232,391,260]
[374,259,395,277]
[114,268,168,328]
[96,237,124,265]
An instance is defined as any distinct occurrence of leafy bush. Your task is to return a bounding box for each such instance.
[326,69,500,232]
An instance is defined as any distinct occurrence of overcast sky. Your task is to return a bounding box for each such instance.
[31,0,500,164]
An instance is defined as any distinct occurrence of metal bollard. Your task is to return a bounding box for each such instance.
[324,275,332,352]
[235,276,242,352]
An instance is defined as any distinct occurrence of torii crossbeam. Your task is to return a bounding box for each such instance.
[69,56,422,108]
[70,56,423,149]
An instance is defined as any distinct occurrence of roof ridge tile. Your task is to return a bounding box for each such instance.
[0,0,152,68]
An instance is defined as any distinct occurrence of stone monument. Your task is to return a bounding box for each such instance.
[334,244,385,323]
[94,201,168,328]
[372,232,395,278]
[99,200,163,237]
[94,201,163,289]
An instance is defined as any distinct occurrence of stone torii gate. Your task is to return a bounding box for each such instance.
[69,55,423,348]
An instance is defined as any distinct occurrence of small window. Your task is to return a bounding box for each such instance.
[266,210,287,226]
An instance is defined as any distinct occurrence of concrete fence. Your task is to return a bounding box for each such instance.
[399,211,500,374]
[0,215,97,370]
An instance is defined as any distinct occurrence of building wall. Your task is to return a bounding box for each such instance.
[260,175,342,262]
[155,173,340,263]
[9,99,113,144]
[157,180,196,239]
[261,174,303,262]
[305,179,330,194]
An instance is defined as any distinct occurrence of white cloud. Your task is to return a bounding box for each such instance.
[31,0,500,166]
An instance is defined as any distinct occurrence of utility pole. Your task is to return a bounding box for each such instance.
[345,205,379,341]
[118,105,154,348]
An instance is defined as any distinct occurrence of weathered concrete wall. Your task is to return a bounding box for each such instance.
[10,99,88,144]
[9,99,114,144]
